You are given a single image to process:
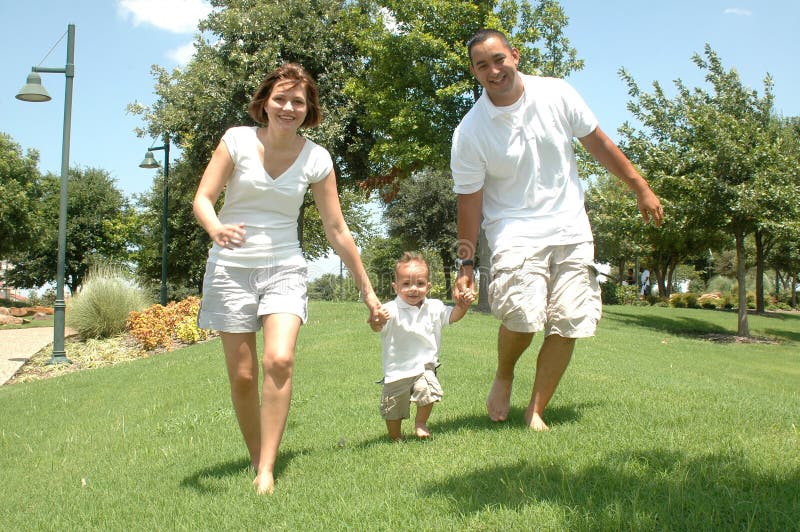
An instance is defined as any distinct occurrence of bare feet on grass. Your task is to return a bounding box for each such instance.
[253,471,274,495]
[486,377,513,421]
[414,422,431,439]
[524,410,549,432]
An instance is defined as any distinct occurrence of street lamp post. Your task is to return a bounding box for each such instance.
[139,136,170,306]
[16,24,76,365]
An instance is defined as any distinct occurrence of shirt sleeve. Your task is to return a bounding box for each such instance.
[306,143,334,184]
[558,79,598,139]
[450,125,486,195]
[220,127,240,163]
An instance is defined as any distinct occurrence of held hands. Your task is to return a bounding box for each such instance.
[368,305,390,332]
[453,268,476,307]
[456,287,476,310]
[210,223,246,249]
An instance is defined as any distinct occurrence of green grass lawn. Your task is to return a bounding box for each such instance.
[1,302,798,530]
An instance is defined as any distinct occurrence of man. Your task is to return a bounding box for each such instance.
[451,29,663,431]
[639,266,651,298]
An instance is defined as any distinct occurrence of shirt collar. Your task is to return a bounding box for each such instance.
[479,73,527,120]
[394,295,427,310]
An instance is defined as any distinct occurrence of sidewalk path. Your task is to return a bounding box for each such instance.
[0,327,76,385]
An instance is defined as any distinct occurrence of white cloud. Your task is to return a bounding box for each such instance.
[168,42,197,65]
[118,0,212,34]
[723,8,753,16]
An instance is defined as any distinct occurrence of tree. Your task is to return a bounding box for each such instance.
[129,0,379,285]
[0,133,42,258]
[350,0,583,194]
[384,169,458,297]
[620,46,779,335]
[6,167,136,294]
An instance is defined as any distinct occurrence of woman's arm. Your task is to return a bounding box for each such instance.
[311,170,381,318]
[192,142,246,249]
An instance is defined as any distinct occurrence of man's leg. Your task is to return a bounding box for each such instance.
[487,325,534,421]
[524,334,575,431]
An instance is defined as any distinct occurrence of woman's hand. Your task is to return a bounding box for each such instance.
[209,223,246,249]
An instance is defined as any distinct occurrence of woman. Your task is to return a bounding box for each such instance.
[193,63,381,494]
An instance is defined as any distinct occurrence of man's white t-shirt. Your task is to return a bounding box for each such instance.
[380,297,453,383]
[208,126,333,268]
[451,74,598,257]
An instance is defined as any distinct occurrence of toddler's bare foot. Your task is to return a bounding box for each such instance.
[486,377,513,421]
[414,422,431,439]
[253,471,274,495]
[524,410,549,432]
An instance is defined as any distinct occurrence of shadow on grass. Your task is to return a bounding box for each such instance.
[352,402,600,448]
[607,307,800,343]
[180,450,303,494]
[422,448,800,529]
[605,309,730,337]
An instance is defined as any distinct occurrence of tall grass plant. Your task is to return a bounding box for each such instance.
[67,265,151,339]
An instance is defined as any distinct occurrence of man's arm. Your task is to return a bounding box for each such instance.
[579,127,664,227]
[455,190,483,303]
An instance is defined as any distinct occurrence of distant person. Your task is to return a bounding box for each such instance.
[639,267,651,298]
[370,252,474,440]
[624,268,635,286]
[451,29,664,431]
[193,63,381,494]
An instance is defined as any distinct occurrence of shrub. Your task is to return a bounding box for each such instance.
[669,293,686,308]
[698,292,725,309]
[67,266,151,339]
[127,296,212,350]
[600,281,620,305]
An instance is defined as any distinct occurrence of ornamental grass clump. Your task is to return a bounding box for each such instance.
[67,265,151,339]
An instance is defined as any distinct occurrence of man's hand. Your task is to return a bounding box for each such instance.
[454,268,476,306]
[636,187,664,228]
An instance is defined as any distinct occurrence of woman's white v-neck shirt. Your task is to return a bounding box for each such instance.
[208,126,333,268]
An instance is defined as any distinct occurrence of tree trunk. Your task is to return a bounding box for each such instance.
[792,276,798,308]
[735,232,750,336]
[440,248,452,300]
[755,229,765,313]
[477,226,491,313]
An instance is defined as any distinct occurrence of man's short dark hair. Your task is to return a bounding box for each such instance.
[466,29,513,63]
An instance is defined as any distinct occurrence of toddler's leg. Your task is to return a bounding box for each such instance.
[386,419,403,441]
[414,403,433,438]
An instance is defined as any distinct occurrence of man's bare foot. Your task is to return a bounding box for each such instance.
[524,410,549,431]
[486,377,513,421]
[414,422,431,439]
[253,471,274,495]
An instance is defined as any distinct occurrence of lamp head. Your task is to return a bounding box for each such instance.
[16,71,52,102]
[139,151,161,168]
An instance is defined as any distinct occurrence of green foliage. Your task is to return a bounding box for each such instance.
[308,272,360,301]
[0,132,42,258]
[5,167,137,293]
[349,0,583,185]
[67,265,151,339]
[361,236,411,300]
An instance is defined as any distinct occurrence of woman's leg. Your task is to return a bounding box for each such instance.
[253,313,302,494]
[221,332,260,468]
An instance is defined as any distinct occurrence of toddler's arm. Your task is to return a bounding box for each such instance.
[448,289,475,324]
[369,306,391,332]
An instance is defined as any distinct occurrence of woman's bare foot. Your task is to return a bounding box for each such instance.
[414,422,431,439]
[253,471,274,495]
[524,410,549,431]
[486,377,513,421]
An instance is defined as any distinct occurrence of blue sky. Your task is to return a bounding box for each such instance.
[3,1,798,282]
